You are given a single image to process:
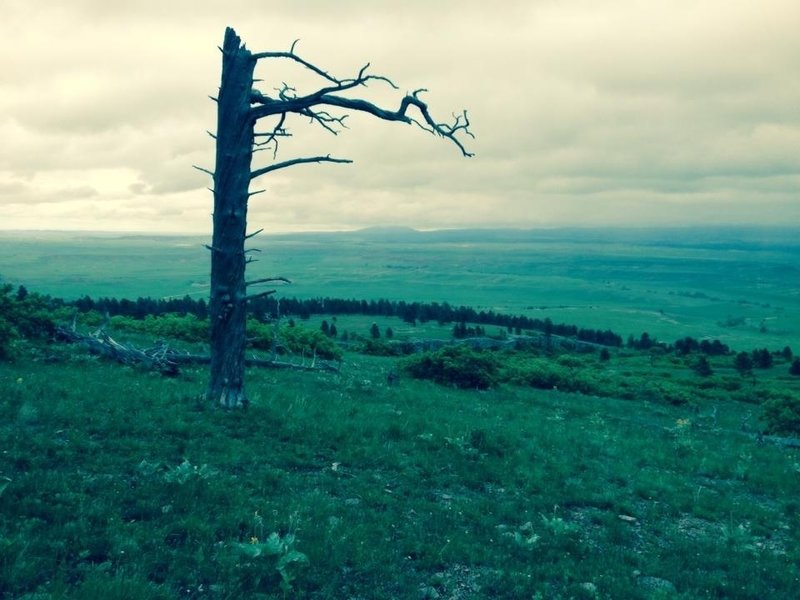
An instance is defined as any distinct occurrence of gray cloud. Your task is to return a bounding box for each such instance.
[1,0,798,232]
[0,175,99,206]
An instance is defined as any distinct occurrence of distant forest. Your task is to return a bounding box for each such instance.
[69,293,619,345]
[63,291,737,355]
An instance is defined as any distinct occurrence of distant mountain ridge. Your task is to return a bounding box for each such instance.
[1,225,799,251]
[266,225,800,251]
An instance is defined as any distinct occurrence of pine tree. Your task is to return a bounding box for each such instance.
[694,355,713,377]
[790,358,800,376]
[734,351,754,376]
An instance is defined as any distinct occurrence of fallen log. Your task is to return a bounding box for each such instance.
[55,326,340,375]
[168,352,340,372]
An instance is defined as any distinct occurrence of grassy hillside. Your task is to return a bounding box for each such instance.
[2,327,799,598]
[1,228,799,597]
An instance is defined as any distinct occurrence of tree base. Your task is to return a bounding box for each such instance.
[208,386,248,410]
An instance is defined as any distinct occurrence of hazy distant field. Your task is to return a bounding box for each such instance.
[1,227,799,351]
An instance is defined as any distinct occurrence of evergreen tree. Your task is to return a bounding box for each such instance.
[752,348,773,369]
[790,358,800,376]
[694,355,713,377]
[638,332,654,350]
[370,323,381,339]
[734,351,754,376]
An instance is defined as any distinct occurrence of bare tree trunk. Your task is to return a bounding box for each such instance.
[199,27,471,409]
[207,28,255,408]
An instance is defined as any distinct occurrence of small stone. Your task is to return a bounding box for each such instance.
[579,582,597,594]
[638,576,677,595]
[419,585,440,599]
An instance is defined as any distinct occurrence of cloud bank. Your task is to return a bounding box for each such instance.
[1,0,798,232]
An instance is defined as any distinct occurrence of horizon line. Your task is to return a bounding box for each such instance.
[1,223,799,237]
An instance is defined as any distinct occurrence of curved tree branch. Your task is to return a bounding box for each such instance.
[250,155,353,180]
[251,49,340,84]
[246,276,291,286]
[322,92,474,157]
[247,49,472,156]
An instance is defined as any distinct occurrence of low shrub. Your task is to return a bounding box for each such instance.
[638,381,692,406]
[0,284,59,360]
[110,314,208,343]
[360,338,399,356]
[761,393,800,435]
[403,345,500,389]
[504,354,613,396]
[278,324,341,360]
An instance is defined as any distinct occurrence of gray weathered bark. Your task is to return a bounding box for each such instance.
[207,28,255,408]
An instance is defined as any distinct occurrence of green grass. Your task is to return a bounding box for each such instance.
[2,340,799,598]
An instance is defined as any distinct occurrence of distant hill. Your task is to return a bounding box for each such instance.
[2,225,799,249]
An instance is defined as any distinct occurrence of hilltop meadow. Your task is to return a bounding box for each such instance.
[1,227,800,598]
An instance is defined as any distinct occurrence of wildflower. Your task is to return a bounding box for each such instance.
[676,418,690,428]
[250,536,259,544]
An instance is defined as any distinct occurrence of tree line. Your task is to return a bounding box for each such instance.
[9,287,797,364]
[69,293,789,359]
[3,284,800,378]
[629,332,730,356]
[69,293,625,347]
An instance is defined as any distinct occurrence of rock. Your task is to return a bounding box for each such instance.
[579,581,598,594]
[638,575,677,595]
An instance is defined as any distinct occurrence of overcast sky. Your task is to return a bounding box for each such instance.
[1,0,798,233]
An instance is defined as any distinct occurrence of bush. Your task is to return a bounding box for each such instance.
[506,358,565,390]
[638,381,692,406]
[403,345,500,389]
[693,355,713,377]
[278,324,341,360]
[109,314,208,343]
[0,284,58,359]
[761,394,800,435]
[360,338,398,356]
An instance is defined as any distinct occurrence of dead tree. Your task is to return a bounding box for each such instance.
[199,27,473,409]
